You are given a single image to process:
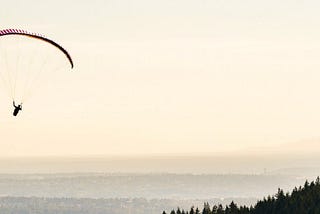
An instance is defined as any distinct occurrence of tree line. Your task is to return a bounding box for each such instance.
[163,177,320,214]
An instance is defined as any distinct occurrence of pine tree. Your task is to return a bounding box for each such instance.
[202,202,211,214]
[212,205,218,214]
[316,176,320,185]
[190,206,195,214]
[229,201,238,214]
[195,207,200,214]
[216,204,224,214]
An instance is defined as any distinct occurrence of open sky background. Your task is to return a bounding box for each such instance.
[0,0,320,157]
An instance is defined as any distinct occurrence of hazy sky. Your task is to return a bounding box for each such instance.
[0,0,320,157]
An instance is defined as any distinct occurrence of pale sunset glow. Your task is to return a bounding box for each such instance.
[0,0,320,158]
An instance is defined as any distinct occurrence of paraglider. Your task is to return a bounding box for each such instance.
[0,29,74,116]
[12,101,22,116]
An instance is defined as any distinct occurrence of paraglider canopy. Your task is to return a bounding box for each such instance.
[0,29,74,69]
